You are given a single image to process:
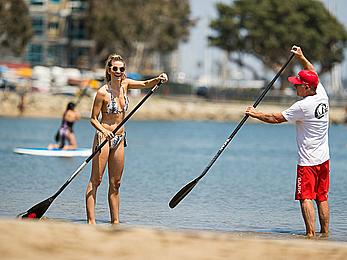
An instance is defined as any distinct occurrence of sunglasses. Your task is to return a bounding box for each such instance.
[110,65,125,73]
[294,84,306,88]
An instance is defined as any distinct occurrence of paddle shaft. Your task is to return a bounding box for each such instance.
[198,53,295,180]
[169,53,295,208]
[21,83,162,216]
[74,87,88,106]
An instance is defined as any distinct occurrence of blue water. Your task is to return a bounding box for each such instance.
[0,117,346,241]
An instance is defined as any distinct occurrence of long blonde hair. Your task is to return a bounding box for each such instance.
[105,53,126,83]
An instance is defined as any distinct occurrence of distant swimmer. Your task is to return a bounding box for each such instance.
[245,45,330,238]
[48,102,80,150]
[85,53,168,224]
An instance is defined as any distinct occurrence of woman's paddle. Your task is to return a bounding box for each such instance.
[169,53,295,209]
[18,82,163,219]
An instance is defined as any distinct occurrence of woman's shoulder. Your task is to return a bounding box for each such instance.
[122,78,132,90]
[122,78,131,85]
[96,84,108,96]
[65,110,78,120]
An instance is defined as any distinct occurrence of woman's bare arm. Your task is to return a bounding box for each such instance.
[90,89,113,138]
[126,77,161,89]
[127,73,168,89]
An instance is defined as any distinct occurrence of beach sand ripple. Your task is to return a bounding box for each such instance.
[1,219,347,260]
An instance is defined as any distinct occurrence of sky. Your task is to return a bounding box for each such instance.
[177,0,347,85]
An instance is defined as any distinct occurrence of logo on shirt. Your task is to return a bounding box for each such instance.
[314,103,328,119]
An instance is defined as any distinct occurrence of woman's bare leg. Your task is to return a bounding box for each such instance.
[108,140,125,224]
[47,143,59,149]
[85,138,109,224]
[63,132,77,150]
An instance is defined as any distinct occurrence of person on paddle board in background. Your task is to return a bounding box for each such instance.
[48,102,81,150]
[245,45,330,238]
[85,53,168,224]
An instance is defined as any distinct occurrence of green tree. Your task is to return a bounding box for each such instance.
[87,0,194,71]
[209,0,347,89]
[0,0,32,56]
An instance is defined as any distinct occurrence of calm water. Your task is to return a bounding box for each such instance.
[0,117,346,241]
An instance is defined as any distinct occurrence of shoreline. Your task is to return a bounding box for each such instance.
[1,92,346,123]
[1,219,347,259]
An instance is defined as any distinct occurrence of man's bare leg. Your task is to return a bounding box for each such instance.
[316,200,329,236]
[300,199,316,237]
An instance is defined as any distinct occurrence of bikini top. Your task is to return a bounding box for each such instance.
[105,85,129,114]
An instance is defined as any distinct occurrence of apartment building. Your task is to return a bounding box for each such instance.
[25,0,95,68]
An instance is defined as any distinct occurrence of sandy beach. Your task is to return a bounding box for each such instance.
[1,219,347,260]
[1,92,346,123]
[1,92,347,259]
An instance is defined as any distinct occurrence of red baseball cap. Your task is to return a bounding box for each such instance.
[288,70,319,88]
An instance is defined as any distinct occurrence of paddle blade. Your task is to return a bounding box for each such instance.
[169,178,199,209]
[17,197,53,219]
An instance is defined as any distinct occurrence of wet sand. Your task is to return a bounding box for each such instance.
[1,92,345,123]
[1,219,347,260]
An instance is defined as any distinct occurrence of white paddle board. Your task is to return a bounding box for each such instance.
[13,147,92,157]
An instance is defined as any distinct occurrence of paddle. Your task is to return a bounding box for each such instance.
[169,53,295,209]
[18,82,163,219]
[74,85,89,106]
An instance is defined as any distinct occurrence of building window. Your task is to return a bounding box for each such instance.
[70,0,88,12]
[48,21,59,30]
[47,45,62,65]
[69,19,86,39]
[32,17,45,36]
[68,47,89,67]
[48,21,59,37]
[26,44,43,64]
[30,0,44,6]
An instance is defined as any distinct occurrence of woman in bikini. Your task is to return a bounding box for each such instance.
[48,102,80,150]
[85,53,168,224]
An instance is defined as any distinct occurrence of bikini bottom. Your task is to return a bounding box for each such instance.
[95,132,127,151]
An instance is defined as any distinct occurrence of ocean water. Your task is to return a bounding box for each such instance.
[0,117,346,241]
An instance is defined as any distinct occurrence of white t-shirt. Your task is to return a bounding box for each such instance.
[282,83,330,166]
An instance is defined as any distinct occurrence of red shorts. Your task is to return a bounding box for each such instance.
[295,160,330,201]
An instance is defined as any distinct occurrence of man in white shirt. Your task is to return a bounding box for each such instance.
[245,45,330,238]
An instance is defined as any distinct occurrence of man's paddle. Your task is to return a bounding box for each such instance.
[18,82,163,219]
[169,53,295,209]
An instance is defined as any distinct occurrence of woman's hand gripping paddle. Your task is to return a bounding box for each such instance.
[18,82,163,219]
[169,53,295,209]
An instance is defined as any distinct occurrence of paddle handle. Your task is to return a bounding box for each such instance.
[253,53,295,108]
